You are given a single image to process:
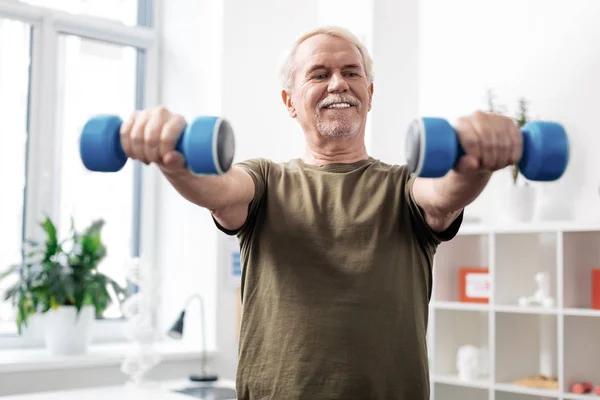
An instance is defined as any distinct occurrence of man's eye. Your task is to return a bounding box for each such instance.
[313,74,328,79]
[345,72,358,77]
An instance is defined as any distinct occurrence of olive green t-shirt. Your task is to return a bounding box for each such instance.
[214,157,463,400]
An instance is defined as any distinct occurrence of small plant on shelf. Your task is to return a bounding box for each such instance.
[0,216,128,334]
[484,89,533,185]
[513,97,530,185]
[484,88,507,114]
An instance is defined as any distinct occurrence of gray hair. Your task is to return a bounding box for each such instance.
[278,26,374,92]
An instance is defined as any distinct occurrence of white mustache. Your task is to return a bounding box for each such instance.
[318,95,360,109]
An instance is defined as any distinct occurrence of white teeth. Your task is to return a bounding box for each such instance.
[326,103,351,109]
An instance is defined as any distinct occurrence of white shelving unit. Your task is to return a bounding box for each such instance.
[428,221,600,400]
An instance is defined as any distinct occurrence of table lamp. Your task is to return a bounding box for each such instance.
[167,293,219,382]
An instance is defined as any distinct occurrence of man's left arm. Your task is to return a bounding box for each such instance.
[411,110,523,232]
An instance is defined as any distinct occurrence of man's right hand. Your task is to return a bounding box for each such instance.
[119,105,189,175]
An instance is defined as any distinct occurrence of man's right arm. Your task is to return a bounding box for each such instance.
[160,165,255,231]
[119,106,255,231]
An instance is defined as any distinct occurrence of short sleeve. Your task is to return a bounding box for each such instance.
[403,171,464,248]
[212,158,270,237]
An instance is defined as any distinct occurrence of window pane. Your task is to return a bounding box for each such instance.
[57,35,139,318]
[21,0,140,27]
[0,19,31,335]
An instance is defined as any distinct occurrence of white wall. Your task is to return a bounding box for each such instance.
[418,0,600,223]
[369,0,419,166]
[155,0,226,360]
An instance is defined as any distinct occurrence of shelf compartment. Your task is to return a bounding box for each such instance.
[494,384,560,398]
[434,382,488,400]
[433,308,489,381]
[563,315,600,397]
[563,231,600,310]
[432,374,489,389]
[495,305,558,315]
[433,234,489,303]
[563,308,600,317]
[434,301,489,312]
[495,233,558,307]
[562,392,600,400]
[495,312,558,390]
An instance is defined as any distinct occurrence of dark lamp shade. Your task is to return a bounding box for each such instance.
[167,311,186,339]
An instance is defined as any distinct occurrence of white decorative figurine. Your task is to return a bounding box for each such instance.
[456,345,479,381]
[518,272,555,308]
[120,257,163,386]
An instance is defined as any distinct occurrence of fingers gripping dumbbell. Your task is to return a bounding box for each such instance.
[79,115,235,174]
[405,117,569,181]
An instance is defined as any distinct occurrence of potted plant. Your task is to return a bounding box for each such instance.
[512,97,530,185]
[484,90,537,223]
[0,217,127,354]
[502,97,537,222]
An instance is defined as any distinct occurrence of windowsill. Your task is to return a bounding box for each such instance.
[0,340,217,374]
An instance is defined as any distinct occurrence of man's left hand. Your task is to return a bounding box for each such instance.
[453,110,523,174]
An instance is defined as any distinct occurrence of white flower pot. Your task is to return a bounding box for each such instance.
[497,184,537,224]
[21,312,45,345]
[44,305,95,355]
[535,183,574,221]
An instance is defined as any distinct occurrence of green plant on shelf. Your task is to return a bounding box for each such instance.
[513,97,530,185]
[484,89,533,185]
[484,88,509,115]
[0,216,128,333]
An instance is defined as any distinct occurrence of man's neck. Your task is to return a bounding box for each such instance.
[302,135,369,166]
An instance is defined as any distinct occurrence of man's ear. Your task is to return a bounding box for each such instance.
[281,89,296,118]
[367,83,374,112]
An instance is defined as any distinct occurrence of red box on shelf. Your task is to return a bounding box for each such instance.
[459,267,490,303]
[592,269,600,310]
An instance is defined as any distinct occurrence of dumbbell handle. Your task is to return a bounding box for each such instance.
[406,117,569,181]
[80,115,235,174]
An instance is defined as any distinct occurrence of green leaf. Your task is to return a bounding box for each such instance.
[31,295,39,314]
[41,217,59,260]
[0,266,16,282]
[15,287,34,333]
[107,277,127,301]
[93,285,110,317]
[84,219,105,236]
[3,282,21,303]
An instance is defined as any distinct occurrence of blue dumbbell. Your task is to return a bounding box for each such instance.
[79,115,235,174]
[405,117,569,181]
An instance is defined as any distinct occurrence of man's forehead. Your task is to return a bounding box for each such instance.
[294,34,363,70]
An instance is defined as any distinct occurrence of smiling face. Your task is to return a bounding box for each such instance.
[282,34,373,139]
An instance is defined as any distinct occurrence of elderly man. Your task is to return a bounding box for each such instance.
[120,26,522,400]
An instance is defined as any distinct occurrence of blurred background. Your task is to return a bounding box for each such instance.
[1,0,599,398]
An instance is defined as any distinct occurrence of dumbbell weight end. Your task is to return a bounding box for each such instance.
[405,118,462,179]
[405,117,569,182]
[79,115,235,175]
[519,120,569,182]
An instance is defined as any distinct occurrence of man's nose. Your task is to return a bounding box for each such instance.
[327,72,349,92]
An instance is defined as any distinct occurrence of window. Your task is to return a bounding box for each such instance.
[0,0,157,345]
[56,35,140,318]
[0,18,31,335]
[21,0,142,27]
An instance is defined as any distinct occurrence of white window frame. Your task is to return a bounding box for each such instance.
[0,0,161,349]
